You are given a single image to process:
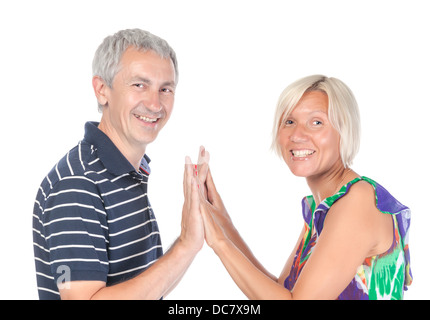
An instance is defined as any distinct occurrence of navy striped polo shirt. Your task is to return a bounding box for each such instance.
[33,121,163,299]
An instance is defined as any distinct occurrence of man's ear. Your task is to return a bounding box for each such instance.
[92,76,109,107]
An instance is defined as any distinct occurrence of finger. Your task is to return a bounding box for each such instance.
[199,163,209,200]
[183,158,188,197]
[198,162,209,184]
[197,146,209,199]
[199,202,211,230]
[197,183,219,229]
[197,146,210,182]
[199,196,222,248]
[206,167,218,204]
[184,155,192,180]
[197,145,210,165]
[190,176,200,214]
[184,156,193,207]
[199,198,213,230]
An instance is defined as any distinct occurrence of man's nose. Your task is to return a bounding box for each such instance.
[144,90,162,112]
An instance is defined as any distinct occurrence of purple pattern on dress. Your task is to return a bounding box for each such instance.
[283,176,412,299]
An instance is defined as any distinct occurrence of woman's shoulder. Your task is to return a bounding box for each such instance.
[313,177,378,237]
[345,178,376,202]
[323,176,376,213]
[330,178,379,220]
[323,178,392,254]
[341,176,410,216]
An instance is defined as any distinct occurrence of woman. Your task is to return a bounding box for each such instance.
[196,75,412,300]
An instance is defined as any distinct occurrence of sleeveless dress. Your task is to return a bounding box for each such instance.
[284,176,412,299]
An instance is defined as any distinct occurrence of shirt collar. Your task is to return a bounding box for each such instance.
[83,121,151,176]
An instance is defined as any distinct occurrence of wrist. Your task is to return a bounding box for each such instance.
[176,235,202,256]
[215,212,233,230]
[210,237,231,256]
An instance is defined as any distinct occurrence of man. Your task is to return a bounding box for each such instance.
[33,29,205,299]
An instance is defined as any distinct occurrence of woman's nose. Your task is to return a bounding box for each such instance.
[290,124,309,143]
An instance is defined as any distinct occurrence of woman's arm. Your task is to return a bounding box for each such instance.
[277,225,306,285]
[199,193,291,299]
[200,179,389,299]
[203,167,277,281]
[290,181,392,299]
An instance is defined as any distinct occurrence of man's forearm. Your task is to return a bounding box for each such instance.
[91,239,198,300]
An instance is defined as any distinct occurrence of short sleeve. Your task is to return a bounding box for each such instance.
[42,176,109,284]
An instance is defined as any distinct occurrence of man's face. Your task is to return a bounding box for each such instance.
[99,47,176,156]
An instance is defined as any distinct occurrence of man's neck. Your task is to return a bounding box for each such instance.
[98,121,145,171]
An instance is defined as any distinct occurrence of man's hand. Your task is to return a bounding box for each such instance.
[179,156,205,254]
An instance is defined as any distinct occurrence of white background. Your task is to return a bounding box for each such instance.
[0,0,428,300]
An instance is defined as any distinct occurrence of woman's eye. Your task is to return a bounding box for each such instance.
[285,119,294,126]
[312,120,323,126]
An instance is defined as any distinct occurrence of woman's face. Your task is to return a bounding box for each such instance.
[278,91,343,178]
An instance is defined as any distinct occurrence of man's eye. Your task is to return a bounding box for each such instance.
[161,88,173,94]
[134,83,144,88]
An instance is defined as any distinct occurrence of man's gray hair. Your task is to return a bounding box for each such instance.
[92,28,178,111]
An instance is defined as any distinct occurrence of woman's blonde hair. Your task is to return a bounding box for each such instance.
[271,75,361,168]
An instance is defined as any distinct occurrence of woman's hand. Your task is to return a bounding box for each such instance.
[204,168,233,229]
[198,152,278,282]
[193,146,231,249]
[196,146,210,199]
[197,166,286,299]
[199,192,229,250]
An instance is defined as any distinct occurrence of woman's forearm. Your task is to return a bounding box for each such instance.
[222,223,278,282]
[213,238,292,300]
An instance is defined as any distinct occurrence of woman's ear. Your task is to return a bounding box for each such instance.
[92,76,109,107]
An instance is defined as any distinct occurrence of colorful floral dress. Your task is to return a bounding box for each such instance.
[284,176,412,299]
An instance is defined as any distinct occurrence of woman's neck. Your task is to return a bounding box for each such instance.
[306,164,358,207]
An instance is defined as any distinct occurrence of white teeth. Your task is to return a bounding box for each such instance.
[291,150,315,157]
[135,114,157,123]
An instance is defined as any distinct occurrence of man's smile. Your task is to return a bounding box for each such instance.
[133,113,160,124]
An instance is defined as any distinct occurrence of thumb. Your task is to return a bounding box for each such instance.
[206,167,220,205]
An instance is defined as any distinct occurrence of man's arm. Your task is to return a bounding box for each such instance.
[60,159,204,300]
[60,238,199,299]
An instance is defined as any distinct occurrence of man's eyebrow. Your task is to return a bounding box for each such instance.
[130,76,176,88]
[162,80,177,88]
[130,76,152,84]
